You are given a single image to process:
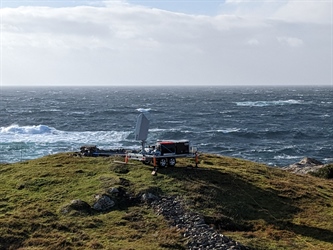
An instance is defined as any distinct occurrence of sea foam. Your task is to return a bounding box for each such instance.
[0,124,132,144]
[1,124,53,134]
[235,99,307,107]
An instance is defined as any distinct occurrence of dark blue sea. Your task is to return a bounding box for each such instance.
[1,86,332,166]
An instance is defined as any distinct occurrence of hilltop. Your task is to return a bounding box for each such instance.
[0,153,332,250]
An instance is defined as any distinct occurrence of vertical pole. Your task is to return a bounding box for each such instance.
[152,156,157,175]
[141,140,146,153]
[195,153,199,168]
[125,154,128,164]
[153,156,156,167]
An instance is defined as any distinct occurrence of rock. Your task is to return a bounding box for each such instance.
[106,186,139,207]
[107,187,119,195]
[282,157,325,174]
[148,196,249,250]
[141,192,159,203]
[298,157,323,166]
[93,194,115,211]
[61,199,92,215]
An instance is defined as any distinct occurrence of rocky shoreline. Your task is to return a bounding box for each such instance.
[281,157,326,174]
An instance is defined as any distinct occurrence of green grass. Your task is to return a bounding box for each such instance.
[1,153,333,249]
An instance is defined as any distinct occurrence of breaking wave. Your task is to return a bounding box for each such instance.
[0,124,132,144]
[1,124,54,134]
[0,124,135,163]
[136,108,152,112]
[235,99,308,107]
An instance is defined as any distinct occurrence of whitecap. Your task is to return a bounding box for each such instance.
[323,157,333,163]
[203,128,240,134]
[70,111,85,115]
[149,128,179,132]
[273,155,301,160]
[164,121,184,124]
[1,124,54,135]
[235,99,307,107]
[0,124,133,145]
[136,108,151,112]
[216,128,241,133]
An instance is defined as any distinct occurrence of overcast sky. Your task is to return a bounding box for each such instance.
[1,0,332,86]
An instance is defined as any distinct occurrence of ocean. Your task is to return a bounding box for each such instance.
[0,86,332,166]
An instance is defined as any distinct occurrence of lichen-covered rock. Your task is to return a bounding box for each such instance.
[93,194,115,211]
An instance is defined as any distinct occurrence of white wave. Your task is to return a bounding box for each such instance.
[149,128,179,132]
[273,155,301,160]
[215,128,241,133]
[149,128,241,134]
[1,124,54,134]
[0,128,136,163]
[136,108,151,112]
[323,157,333,163]
[200,128,240,134]
[69,111,85,115]
[0,124,132,144]
[164,121,185,124]
[235,99,307,107]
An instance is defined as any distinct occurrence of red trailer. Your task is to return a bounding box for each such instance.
[127,139,198,167]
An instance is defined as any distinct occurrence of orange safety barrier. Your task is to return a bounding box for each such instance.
[153,156,156,167]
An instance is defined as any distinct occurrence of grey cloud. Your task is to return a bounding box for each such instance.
[1,4,331,86]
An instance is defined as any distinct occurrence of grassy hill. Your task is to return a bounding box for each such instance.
[1,153,332,250]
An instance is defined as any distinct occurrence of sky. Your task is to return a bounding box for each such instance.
[0,0,332,86]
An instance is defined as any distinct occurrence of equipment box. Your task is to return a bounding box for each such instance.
[157,140,190,155]
[175,141,189,154]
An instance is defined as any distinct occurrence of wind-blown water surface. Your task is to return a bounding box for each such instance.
[1,86,332,166]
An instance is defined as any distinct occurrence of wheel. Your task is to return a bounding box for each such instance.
[142,159,151,165]
[158,158,167,167]
[168,158,176,167]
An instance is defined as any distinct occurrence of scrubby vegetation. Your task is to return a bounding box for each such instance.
[1,153,332,249]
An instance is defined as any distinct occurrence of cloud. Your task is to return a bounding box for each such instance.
[1,2,331,86]
[247,39,260,46]
[222,0,332,24]
[277,37,304,48]
[272,1,332,24]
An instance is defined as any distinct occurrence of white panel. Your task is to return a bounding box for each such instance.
[134,113,149,141]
